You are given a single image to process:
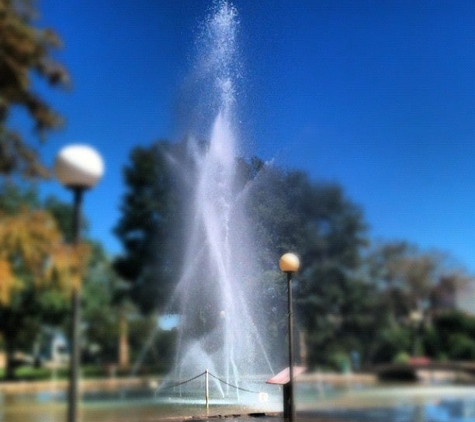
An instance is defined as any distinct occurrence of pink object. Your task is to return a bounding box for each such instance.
[266,366,306,385]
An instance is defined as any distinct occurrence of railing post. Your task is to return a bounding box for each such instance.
[205,369,209,410]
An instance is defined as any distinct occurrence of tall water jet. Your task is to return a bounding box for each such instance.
[162,1,276,401]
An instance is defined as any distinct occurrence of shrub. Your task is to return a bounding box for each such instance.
[448,333,475,360]
[392,351,410,364]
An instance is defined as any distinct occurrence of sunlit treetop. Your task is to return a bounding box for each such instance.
[0,207,90,305]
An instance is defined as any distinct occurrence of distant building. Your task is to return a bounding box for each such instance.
[456,278,475,314]
[36,331,69,366]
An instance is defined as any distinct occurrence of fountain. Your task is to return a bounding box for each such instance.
[157,0,277,406]
[7,3,475,421]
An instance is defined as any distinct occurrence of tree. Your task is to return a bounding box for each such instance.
[243,166,374,368]
[364,241,473,361]
[42,195,126,368]
[0,0,69,178]
[44,195,89,242]
[367,241,470,318]
[80,243,128,366]
[114,143,377,369]
[289,177,372,368]
[429,311,475,360]
[366,242,435,322]
[114,141,182,314]
[0,184,103,379]
[0,204,67,379]
[246,166,307,268]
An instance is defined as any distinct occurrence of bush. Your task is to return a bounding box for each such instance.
[392,351,410,364]
[10,366,53,381]
[372,325,412,363]
[448,333,475,360]
[328,352,351,373]
[377,364,418,382]
[0,363,169,382]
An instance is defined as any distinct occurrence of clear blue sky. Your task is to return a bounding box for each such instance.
[28,0,475,272]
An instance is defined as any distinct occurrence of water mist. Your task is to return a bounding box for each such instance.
[161,1,276,401]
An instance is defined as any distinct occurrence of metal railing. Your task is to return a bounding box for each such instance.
[160,370,262,409]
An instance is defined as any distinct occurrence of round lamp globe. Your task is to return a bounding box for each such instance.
[279,253,300,273]
[55,144,104,189]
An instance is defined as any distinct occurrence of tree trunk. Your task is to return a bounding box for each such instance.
[118,311,129,369]
[4,334,16,380]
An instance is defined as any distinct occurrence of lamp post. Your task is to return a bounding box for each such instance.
[410,309,423,357]
[279,252,300,422]
[54,145,104,422]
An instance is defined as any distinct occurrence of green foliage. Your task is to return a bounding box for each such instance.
[430,311,475,361]
[126,316,176,372]
[114,141,181,314]
[433,310,475,335]
[285,177,370,368]
[393,351,411,364]
[0,362,170,381]
[0,0,76,378]
[448,333,475,360]
[371,325,413,363]
[0,185,68,378]
[246,167,307,266]
[234,163,373,368]
[0,182,39,211]
[0,184,119,379]
[44,195,90,242]
[113,140,475,371]
[81,253,125,364]
[328,351,351,372]
[366,242,467,321]
[0,0,69,179]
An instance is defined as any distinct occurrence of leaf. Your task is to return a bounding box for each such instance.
[0,207,66,301]
[0,258,19,305]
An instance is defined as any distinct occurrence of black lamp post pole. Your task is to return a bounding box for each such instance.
[67,186,84,422]
[287,271,295,422]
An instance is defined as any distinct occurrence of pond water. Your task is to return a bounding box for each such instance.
[298,384,475,422]
[0,385,281,422]
[2,382,475,422]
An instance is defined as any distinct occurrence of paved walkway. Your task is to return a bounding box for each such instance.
[156,417,344,422]
[155,412,347,422]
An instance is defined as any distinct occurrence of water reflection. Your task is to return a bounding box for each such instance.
[304,399,475,422]
[1,385,280,422]
[298,384,475,422]
[3,383,475,422]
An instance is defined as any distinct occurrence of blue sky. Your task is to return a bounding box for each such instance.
[25,0,475,272]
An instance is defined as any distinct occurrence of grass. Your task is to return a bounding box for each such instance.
[0,364,169,382]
